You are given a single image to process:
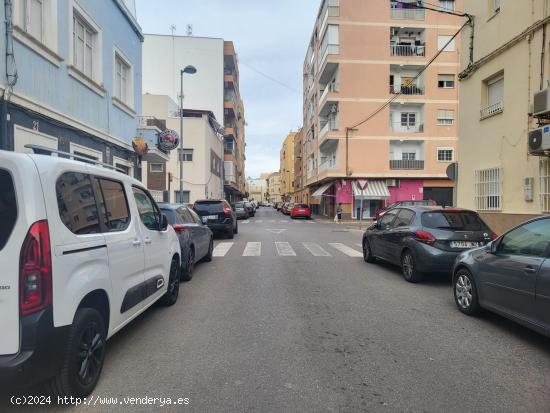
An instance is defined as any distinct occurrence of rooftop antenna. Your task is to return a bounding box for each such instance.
[170,25,176,36]
[186,24,193,36]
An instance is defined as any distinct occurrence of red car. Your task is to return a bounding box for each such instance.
[374,199,437,221]
[291,204,312,219]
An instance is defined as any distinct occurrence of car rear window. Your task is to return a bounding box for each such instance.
[235,203,244,208]
[402,200,434,206]
[295,204,308,208]
[194,201,223,214]
[0,169,17,251]
[160,208,178,224]
[422,211,490,231]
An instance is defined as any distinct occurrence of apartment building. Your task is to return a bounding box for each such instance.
[142,35,246,201]
[268,171,282,203]
[247,178,268,204]
[294,127,310,204]
[457,0,550,234]
[303,0,461,219]
[141,94,224,203]
[280,131,298,201]
[0,0,143,177]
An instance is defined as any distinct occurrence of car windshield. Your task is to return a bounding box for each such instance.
[422,211,490,231]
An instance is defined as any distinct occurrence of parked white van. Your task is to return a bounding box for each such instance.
[0,147,181,397]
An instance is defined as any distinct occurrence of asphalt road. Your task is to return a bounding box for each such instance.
[3,207,550,412]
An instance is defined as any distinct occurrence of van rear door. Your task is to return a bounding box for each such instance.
[0,153,45,355]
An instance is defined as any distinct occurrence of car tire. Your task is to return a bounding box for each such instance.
[401,250,423,283]
[234,222,238,234]
[363,239,376,263]
[226,227,234,239]
[180,248,195,282]
[203,238,213,262]
[160,257,180,306]
[47,308,106,398]
[454,269,481,316]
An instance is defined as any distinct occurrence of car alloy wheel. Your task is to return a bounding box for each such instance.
[401,251,422,283]
[363,239,376,263]
[455,274,473,309]
[76,322,105,387]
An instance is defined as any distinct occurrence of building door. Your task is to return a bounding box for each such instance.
[423,187,453,207]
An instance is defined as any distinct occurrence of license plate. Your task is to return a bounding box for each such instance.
[202,215,217,223]
[450,241,481,249]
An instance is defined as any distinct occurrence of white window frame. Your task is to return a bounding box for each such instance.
[181,149,194,162]
[438,74,455,88]
[438,0,455,11]
[540,158,550,212]
[150,163,164,173]
[437,148,454,162]
[437,109,455,125]
[69,142,102,162]
[475,167,502,211]
[493,0,501,13]
[112,46,135,114]
[437,35,456,52]
[68,1,104,95]
[113,156,133,177]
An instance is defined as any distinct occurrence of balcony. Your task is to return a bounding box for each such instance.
[390,84,423,95]
[390,7,425,20]
[390,44,425,57]
[480,101,503,120]
[319,0,340,36]
[137,116,166,132]
[319,24,339,68]
[389,159,425,170]
[391,122,424,133]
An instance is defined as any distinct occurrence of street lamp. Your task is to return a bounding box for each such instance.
[179,65,197,203]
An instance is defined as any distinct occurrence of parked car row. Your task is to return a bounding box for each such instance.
[362,205,550,338]
[233,201,257,219]
[277,202,312,219]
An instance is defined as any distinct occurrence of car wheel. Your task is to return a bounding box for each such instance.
[180,248,195,282]
[226,227,234,239]
[363,239,376,263]
[454,269,480,316]
[203,238,213,262]
[47,308,106,398]
[160,257,180,306]
[401,250,423,283]
[234,222,238,234]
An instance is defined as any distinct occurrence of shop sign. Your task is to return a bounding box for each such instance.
[158,129,180,151]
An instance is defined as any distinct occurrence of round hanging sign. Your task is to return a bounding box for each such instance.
[158,129,180,151]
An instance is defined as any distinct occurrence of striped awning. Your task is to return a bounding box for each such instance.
[352,180,390,200]
[312,182,334,198]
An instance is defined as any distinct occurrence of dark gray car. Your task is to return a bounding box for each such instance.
[362,207,496,282]
[452,216,550,337]
[233,202,249,220]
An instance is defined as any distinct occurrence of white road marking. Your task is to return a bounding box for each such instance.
[276,242,296,256]
[279,220,287,223]
[269,220,276,223]
[329,243,363,257]
[305,221,315,224]
[355,243,363,248]
[302,242,331,257]
[241,220,250,224]
[213,242,234,257]
[266,229,287,235]
[243,242,262,256]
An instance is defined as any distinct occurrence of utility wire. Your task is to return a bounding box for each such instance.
[348,19,469,130]
[239,61,302,95]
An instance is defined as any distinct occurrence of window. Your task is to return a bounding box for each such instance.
[437,109,455,125]
[487,76,504,106]
[188,208,202,225]
[540,158,550,212]
[56,172,100,234]
[180,149,193,162]
[401,113,416,127]
[402,152,416,161]
[133,187,161,231]
[70,143,102,164]
[499,219,550,257]
[379,210,399,230]
[493,0,501,12]
[177,207,195,224]
[394,209,415,227]
[438,74,455,88]
[24,0,44,42]
[438,0,455,11]
[437,148,454,162]
[95,179,130,232]
[475,167,501,211]
[0,169,17,251]
[422,211,489,231]
[73,12,96,79]
[437,35,455,52]
[174,190,190,204]
[114,53,131,105]
[150,163,164,173]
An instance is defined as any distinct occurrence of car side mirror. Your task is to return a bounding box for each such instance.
[489,239,499,254]
[159,214,169,231]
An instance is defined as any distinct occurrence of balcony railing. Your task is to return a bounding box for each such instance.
[149,190,164,202]
[319,82,339,106]
[390,8,425,20]
[480,101,503,120]
[320,117,338,138]
[389,159,425,170]
[390,44,425,57]
[319,158,338,170]
[138,116,166,131]
[391,122,424,133]
[390,84,424,95]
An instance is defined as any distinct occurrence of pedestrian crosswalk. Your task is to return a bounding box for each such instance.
[211,241,362,259]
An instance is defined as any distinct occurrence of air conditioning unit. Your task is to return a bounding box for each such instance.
[524,177,534,202]
[528,126,550,155]
[386,179,398,187]
[534,88,550,116]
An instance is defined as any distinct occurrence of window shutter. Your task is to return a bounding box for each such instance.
[488,78,504,106]
[438,74,454,82]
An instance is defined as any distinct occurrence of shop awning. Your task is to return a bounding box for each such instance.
[352,180,390,200]
[312,182,334,198]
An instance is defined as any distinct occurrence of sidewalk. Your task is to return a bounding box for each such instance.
[312,215,373,230]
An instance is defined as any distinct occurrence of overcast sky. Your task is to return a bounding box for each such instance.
[135,0,319,178]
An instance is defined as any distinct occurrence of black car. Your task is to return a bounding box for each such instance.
[193,199,238,239]
[452,217,550,337]
[159,204,214,281]
[362,207,496,282]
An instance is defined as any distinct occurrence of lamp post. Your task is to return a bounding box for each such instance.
[178,65,197,203]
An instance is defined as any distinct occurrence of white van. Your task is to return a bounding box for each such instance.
[0,148,181,397]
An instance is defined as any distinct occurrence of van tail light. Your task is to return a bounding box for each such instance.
[20,220,52,316]
[491,233,499,241]
[171,224,188,234]
[415,230,436,246]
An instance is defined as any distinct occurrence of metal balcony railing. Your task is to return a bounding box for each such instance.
[480,101,503,119]
[389,159,425,170]
[149,190,164,202]
[390,122,424,133]
[390,8,425,20]
[390,84,424,95]
[390,44,425,57]
[138,116,166,131]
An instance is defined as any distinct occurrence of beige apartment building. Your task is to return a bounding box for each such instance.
[457,0,550,234]
[268,172,282,203]
[280,131,298,201]
[303,0,461,219]
[247,178,268,203]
